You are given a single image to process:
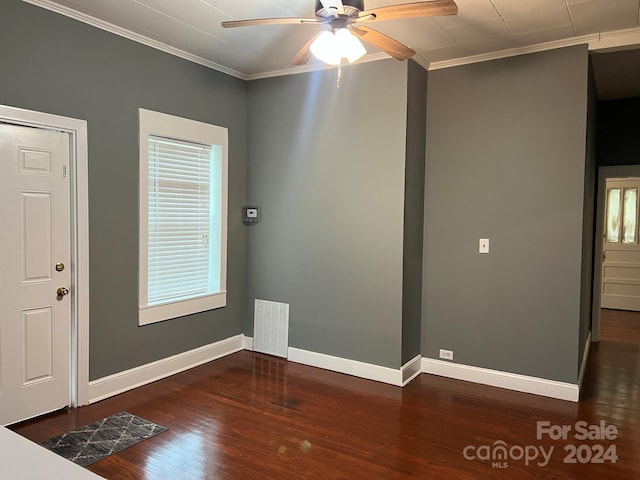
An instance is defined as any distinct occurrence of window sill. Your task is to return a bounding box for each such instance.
[139,291,227,326]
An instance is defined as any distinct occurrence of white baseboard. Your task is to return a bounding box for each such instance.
[577,331,592,391]
[87,333,588,404]
[401,354,422,386]
[421,358,580,402]
[88,334,245,403]
[288,347,403,386]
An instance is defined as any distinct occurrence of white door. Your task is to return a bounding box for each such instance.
[0,123,71,425]
[601,179,640,311]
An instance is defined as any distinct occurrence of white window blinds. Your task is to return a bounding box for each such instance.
[139,109,227,326]
[147,135,214,305]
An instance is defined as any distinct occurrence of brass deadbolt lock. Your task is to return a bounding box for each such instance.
[55,263,65,272]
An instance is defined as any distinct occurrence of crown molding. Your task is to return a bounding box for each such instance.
[22,0,249,81]
[428,27,640,71]
[428,33,599,71]
[589,27,640,52]
[245,52,390,81]
[410,54,431,72]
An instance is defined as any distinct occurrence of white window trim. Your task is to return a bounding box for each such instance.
[139,108,228,326]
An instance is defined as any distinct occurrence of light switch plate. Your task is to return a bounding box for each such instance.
[479,238,490,254]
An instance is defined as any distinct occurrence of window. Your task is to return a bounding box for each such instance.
[623,188,638,244]
[606,181,640,246]
[139,109,227,325]
[606,188,621,243]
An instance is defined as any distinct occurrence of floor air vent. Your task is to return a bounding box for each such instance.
[254,299,289,358]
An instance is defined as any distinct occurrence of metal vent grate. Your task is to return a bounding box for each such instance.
[254,299,289,358]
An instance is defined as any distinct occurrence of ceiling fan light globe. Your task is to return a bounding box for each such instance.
[310,30,341,65]
[335,28,366,63]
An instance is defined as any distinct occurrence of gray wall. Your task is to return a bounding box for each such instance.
[246,61,408,369]
[0,0,595,385]
[402,61,428,365]
[423,46,589,383]
[580,61,597,363]
[0,0,247,379]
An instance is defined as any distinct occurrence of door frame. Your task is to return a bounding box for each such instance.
[592,165,640,342]
[0,105,89,407]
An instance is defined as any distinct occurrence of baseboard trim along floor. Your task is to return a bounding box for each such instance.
[88,334,247,403]
[88,334,582,403]
[421,358,580,402]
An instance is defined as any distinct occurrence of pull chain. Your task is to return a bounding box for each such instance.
[337,61,343,88]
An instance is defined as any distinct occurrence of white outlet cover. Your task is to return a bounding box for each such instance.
[439,349,454,360]
[479,238,490,254]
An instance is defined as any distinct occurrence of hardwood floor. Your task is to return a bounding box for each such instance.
[10,313,640,479]
[600,308,640,344]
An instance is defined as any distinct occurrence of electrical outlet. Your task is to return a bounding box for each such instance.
[439,349,454,361]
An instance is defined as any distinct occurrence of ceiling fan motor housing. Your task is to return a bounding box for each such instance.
[315,0,365,18]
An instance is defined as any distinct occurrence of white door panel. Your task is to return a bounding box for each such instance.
[0,124,71,425]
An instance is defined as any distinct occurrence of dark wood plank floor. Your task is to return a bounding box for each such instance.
[10,311,640,479]
[599,308,640,344]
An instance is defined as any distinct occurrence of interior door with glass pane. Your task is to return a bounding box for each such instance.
[602,179,640,310]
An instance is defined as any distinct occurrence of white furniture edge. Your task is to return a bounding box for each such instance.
[0,427,106,480]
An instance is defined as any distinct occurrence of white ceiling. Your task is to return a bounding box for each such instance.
[28,0,640,96]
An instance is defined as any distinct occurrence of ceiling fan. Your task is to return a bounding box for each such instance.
[221,0,458,67]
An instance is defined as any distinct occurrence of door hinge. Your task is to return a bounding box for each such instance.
[63,164,68,178]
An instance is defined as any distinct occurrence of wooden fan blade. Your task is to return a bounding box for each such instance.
[222,18,324,28]
[350,25,415,60]
[357,0,458,22]
[289,32,325,66]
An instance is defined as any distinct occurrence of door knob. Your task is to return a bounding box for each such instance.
[57,287,70,297]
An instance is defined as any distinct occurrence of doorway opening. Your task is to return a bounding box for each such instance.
[592,166,640,342]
